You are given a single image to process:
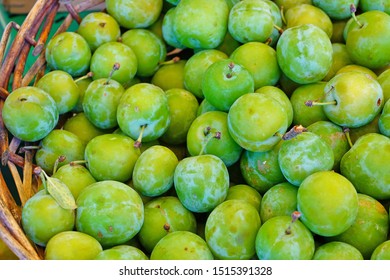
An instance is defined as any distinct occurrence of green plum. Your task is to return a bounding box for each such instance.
[89,42,138,86]
[160,88,199,145]
[84,133,140,182]
[138,196,197,253]
[345,10,390,69]
[36,70,80,114]
[174,154,230,213]
[150,231,214,260]
[307,120,350,171]
[316,71,384,128]
[44,231,103,260]
[62,112,108,146]
[273,0,312,11]
[335,64,378,79]
[259,182,298,223]
[52,163,96,200]
[331,20,348,43]
[72,76,92,113]
[21,190,75,247]
[297,170,359,237]
[379,99,390,137]
[329,193,389,259]
[312,241,363,260]
[45,31,91,77]
[359,0,390,14]
[323,43,353,82]
[121,28,167,77]
[230,42,281,89]
[2,86,58,142]
[285,4,333,38]
[255,214,315,260]
[77,11,121,52]
[161,7,187,50]
[240,141,285,193]
[183,49,228,99]
[202,59,255,112]
[278,129,334,186]
[76,180,144,248]
[312,0,359,20]
[94,245,148,260]
[173,0,229,49]
[290,82,329,127]
[225,184,262,213]
[132,145,178,197]
[117,83,171,144]
[340,133,390,200]
[197,98,218,116]
[378,68,390,103]
[82,78,125,130]
[255,86,293,127]
[186,111,243,167]
[35,129,85,174]
[105,0,163,29]
[214,31,241,55]
[227,93,289,152]
[371,240,390,260]
[205,200,261,260]
[276,24,333,84]
[151,59,186,90]
[228,0,274,44]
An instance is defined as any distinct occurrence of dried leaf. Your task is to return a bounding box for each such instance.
[46,177,77,210]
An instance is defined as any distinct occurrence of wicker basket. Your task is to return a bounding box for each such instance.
[0,0,106,260]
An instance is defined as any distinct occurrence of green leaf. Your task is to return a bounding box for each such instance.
[46,177,77,210]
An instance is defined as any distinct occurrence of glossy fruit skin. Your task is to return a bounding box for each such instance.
[138,196,197,253]
[371,240,390,260]
[255,215,315,260]
[345,11,390,69]
[379,99,390,137]
[340,133,390,200]
[225,184,262,213]
[312,0,359,20]
[151,59,186,90]
[240,141,285,193]
[2,86,58,142]
[297,171,359,237]
[117,83,171,142]
[174,154,230,213]
[89,42,138,86]
[187,111,243,167]
[77,12,121,52]
[45,32,91,77]
[150,231,214,260]
[278,131,334,186]
[173,0,229,49]
[328,193,389,259]
[84,134,140,182]
[132,145,178,197]
[322,71,384,128]
[312,241,364,260]
[162,7,186,50]
[76,180,144,248]
[94,245,148,260]
[105,0,163,29]
[21,190,75,247]
[35,129,85,174]
[205,200,261,260]
[227,93,288,152]
[44,231,103,260]
[276,24,333,84]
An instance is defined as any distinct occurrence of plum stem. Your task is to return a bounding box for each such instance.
[104,63,120,85]
[159,56,180,66]
[305,100,337,107]
[52,155,66,175]
[273,24,284,34]
[343,127,354,148]
[199,126,221,156]
[134,124,147,148]
[282,125,307,140]
[226,62,235,79]
[74,71,93,83]
[350,4,363,28]
[280,6,287,25]
[69,160,88,166]
[166,48,184,56]
[285,211,302,235]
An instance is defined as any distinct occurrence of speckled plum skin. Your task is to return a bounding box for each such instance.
[276,24,333,84]
[76,180,144,248]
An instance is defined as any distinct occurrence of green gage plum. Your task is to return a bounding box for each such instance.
[205,200,261,260]
[173,0,229,49]
[225,184,262,213]
[76,180,144,248]
[371,241,390,260]
[312,241,363,260]
[94,245,148,260]
[2,86,58,142]
[45,32,91,77]
[151,59,187,90]
[379,99,390,137]
[312,0,359,20]
[174,154,229,213]
[276,24,333,84]
[297,171,359,237]
[227,93,289,152]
